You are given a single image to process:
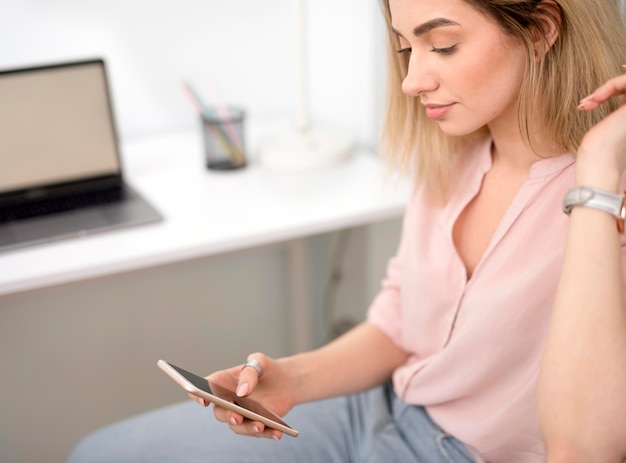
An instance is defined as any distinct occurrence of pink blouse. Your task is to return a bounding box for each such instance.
[367,137,607,462]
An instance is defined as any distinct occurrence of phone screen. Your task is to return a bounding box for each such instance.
[165,362,294,430]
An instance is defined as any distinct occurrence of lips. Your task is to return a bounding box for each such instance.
[423,103,455,120]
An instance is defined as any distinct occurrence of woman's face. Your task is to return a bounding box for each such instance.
[389,0,528,137]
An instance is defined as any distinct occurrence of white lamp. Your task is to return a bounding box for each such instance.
[258,0,353,172]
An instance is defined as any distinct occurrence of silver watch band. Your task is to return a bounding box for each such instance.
[562,186,626,233]
[563,186,623,215]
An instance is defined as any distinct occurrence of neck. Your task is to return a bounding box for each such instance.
[488,114,562,173]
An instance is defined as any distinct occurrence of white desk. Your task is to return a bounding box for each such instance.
[0,129,409,350]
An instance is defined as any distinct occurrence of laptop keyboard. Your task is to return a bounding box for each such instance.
[0,187,124,223]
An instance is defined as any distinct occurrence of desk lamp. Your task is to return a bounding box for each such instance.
[258,0,353,172]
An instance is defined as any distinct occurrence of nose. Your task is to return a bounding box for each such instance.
[401,54,439,97]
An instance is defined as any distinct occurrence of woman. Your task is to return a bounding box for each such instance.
[68,0,626,461]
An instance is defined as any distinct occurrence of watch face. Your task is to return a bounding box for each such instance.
[618,199,626,234]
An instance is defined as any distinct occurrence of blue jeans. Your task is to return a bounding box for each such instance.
[68,383,476,463]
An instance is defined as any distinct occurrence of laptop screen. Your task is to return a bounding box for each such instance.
[0,60,121,195]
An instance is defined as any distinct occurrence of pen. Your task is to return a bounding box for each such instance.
[181,81,244,165]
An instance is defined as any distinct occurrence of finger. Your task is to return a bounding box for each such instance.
[213,405,282,440]
[578,70,626,110]
[213,404,245,425]
[237,353,266,397]
[187,392,209,407]
[228,420,283,440]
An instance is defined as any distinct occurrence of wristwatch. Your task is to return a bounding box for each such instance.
[562,186,626,233]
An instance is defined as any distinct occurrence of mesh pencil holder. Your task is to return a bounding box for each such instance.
[201,108,246,170]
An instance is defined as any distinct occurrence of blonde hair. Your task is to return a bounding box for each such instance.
[380,0,626,199]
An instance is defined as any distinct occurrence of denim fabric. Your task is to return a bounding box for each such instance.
[68,384,476,463]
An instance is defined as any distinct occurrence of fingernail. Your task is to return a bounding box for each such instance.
[230,416,237,425]
[236,382,250,397]
[273,433,282,441]
[577,96,593,110]
[253,424,261,433]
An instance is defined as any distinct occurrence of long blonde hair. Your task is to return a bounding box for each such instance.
[380,0,626,199]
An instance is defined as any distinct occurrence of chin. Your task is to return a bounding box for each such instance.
[437,122,480,137]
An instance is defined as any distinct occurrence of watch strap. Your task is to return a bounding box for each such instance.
[562,186,626,233]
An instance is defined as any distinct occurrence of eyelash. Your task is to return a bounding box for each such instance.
[432,45,457,55]
[396,45,458,55]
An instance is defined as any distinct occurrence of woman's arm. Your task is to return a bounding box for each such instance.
[205,322,408,440]
[538,73,626,463]
[279,322,409,404]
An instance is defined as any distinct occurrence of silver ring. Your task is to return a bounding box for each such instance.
[241,359,264,377]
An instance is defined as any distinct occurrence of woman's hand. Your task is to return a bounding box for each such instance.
[185,323,408,442]
[189,353,296,441]
[576,66,626,186]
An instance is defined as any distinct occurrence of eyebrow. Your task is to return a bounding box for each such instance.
[392,18,461,38]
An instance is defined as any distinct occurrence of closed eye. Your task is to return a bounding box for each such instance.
[396,47,412,54]
[431,45,457,55]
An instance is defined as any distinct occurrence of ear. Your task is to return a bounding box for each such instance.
[532,0,562,58]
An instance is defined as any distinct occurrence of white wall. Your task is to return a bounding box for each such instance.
[0,0,386,148]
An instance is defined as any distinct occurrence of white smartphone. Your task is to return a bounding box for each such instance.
[157,359,299,437]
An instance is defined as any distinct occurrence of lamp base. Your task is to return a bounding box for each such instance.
[258,128,353,173]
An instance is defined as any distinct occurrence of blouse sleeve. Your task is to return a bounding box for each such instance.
[365,193,414,347]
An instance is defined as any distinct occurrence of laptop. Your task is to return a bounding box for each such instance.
[0,58,162,252]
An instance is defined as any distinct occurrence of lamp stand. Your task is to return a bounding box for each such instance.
[258,0,352,172]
